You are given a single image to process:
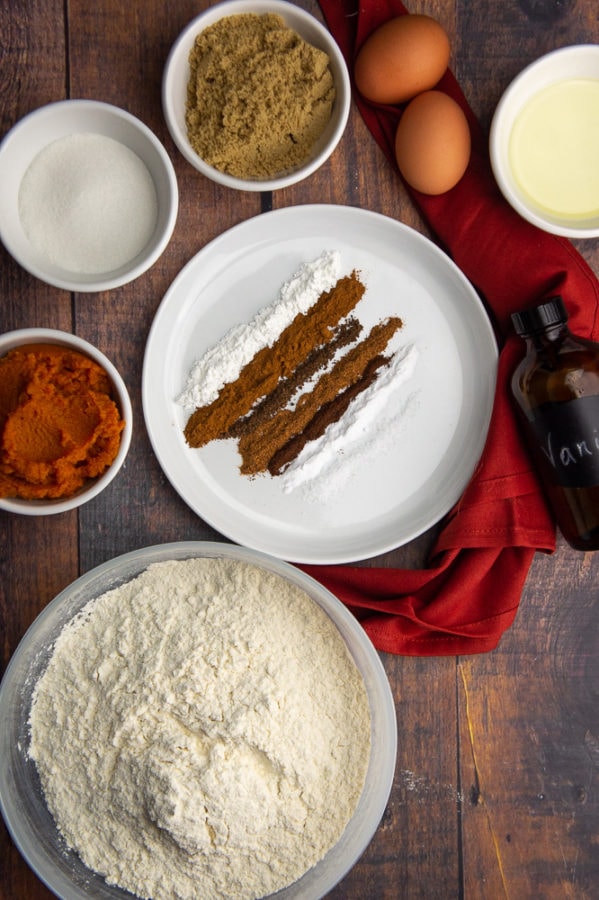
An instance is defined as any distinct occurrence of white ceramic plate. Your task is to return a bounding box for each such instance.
[142,205,498,564]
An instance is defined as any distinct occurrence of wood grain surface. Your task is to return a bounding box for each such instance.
[1,1,599,898]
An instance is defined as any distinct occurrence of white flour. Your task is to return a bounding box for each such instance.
[177,250,342,409]
[28,557,371,900]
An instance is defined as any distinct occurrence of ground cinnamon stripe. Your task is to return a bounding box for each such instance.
[230,317,363,439]
[268,353,391,476]
[237,317,402,476]
[184,272,366,448]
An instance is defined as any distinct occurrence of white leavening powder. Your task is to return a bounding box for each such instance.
[177,250,342,409]
[19,132,158,274]
[28,557,371,900]
[278,342,420,494]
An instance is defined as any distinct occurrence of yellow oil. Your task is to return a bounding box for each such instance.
[508,78,599,220]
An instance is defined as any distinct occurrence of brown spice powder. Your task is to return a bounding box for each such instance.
[237,317,403,476]
[186,13,336,179]
[183,272,366,449]
[230,317,363,440]
[268,353,391,476]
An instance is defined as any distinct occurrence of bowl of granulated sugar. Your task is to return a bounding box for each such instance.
[162,0,351,191]
[0,100,178,292]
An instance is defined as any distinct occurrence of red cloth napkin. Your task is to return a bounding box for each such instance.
[300,0,599,655]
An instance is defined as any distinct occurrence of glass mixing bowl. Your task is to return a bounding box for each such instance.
[0,541,397,899]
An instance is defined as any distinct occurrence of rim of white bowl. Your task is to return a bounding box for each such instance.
[162,0,351,191]
[489,44,599,238]
[0,100,179,291]
[0,329,133,515]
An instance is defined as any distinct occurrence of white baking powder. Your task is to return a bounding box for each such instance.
[19,132,158,274]
[279,342,420,495]
[177,250,342,409]
[28,557,371,900]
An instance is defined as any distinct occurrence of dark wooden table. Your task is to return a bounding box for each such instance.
[2,1,599,897]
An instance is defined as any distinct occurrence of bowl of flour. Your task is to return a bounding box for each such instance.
[0,541,396,900]
[0,100,178,292]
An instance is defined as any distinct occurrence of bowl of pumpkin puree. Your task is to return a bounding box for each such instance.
[0,329,132,515]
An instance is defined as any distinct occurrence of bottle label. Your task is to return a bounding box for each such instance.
[527,395,599,488]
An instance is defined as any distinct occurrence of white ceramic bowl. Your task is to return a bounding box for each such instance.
[0,328,132,515]
[490,44,599,238]
[0,541,397,900]
[162,0,350,191]
[0,100,178,291]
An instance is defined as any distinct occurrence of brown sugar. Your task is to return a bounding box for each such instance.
[186,13,336,179]
[183,272,366,449]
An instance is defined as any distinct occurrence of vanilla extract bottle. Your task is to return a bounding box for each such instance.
[511,296,599,551]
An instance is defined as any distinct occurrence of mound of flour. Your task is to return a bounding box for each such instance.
[177,250,342,410]
[28,557,371,900]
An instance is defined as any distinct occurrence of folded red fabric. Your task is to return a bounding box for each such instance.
[300,0,599,655]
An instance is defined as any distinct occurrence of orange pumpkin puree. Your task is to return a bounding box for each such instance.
[0,343,125,500]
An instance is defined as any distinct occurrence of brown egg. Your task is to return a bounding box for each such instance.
[354,15,451,105]
[394,91,471,195]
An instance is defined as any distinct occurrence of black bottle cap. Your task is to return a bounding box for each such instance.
[511,296,568,336]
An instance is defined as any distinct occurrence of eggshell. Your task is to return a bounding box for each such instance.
[354,15,451,105]
[394,90,471,195]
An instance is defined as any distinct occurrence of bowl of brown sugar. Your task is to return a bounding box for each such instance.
[162,0,351,191]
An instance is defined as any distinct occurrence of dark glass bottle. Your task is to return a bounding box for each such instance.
[511,295,599,551]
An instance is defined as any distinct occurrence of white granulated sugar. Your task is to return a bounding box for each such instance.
[19,132,158,274]
[279,342,420,496]
[28,557,371,900]
[177,250,342,409]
